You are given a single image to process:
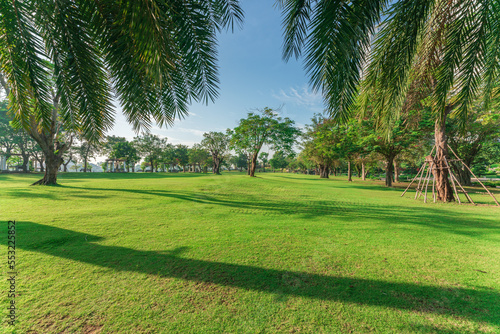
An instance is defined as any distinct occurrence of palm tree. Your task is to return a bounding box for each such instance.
[0,0,243,185]
[278,0,500,202]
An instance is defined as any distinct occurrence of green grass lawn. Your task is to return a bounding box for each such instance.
[1,172,499,333]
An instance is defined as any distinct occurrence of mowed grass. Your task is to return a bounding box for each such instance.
[0,172,499,333]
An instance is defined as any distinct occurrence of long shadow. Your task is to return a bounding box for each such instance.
[58,185,500,239]
[7,221,500,328]
[57,172,211,181]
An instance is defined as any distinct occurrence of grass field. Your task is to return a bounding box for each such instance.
[1,172,499,333]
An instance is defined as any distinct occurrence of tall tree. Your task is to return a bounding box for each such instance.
[259,152,269,172]
[230,152,248,172]
[175,145,190,172]
[229,107,300,177]
[0,0,243,185]
[188,144,209,172]
[201,132,229,175]
[269,151,291,172]
[0,100,16,161]
[134,134,168,173]
[76,139,103,172]
[279,0,500,202]
[110,141,139,172]
[447,108,500,185]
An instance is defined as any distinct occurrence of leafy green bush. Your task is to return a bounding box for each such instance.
[473,181,500,187]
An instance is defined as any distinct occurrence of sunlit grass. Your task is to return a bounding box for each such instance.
[1,172,499,333]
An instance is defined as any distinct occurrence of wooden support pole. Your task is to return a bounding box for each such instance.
[419,163,431,200]
[447,145,499,206]
[424,162,433,203]
[401,147,435,198]
[445,160,474,205]
[401,161,426,197]
[415,162,428,200]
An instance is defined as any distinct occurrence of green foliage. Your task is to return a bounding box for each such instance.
[174,144,190,170]
[133,133,168,172]
[230,107,300,157]
[269,151,291,170]
[110,141,140,170]
[201,131,230,174]
[230,153,248,170]
[189,144,210,170]
[279,0,500,124]
[0,0,244,140]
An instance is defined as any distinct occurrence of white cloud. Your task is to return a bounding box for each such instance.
[176,127,205,137]
[272,85,323,111]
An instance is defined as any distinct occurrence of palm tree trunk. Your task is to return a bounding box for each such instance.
[431,117,454,202]
[394,160,399,183]
[385,155,394,187]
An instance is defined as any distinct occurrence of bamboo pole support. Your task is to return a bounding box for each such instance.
[419,162,431,200]
[424,162,433,203]
[401,147,435,198]
[401,161,426,197]
[447,145,499,206]
[415,162,428,200]
[447,164,474,205]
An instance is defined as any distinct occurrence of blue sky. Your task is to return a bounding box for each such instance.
[108,0,324,146]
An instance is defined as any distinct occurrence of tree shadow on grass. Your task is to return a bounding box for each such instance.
[6,221,500,330]
[58,185,500,239]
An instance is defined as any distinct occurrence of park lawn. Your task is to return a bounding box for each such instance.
[0,172,499,333]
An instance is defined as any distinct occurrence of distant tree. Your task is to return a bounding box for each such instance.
[111,141,140,172]
[259,152,269,172]
[447,109,500,185]
[30,143,45,172]
[0,100,16,160]
[301,115,341,179]
[76,139,103,172]
[104,136,127,156]
[269,151,291,172]
[160,144,177,172]
[229,107,300,177]
[61,147,76,172]
[229,153,247,172]
[189,144,209,172]
[0,1,243,185]
[12,130,37,173]
[201,132,229,175]
[134,134,168,173]
[175,145,190,172]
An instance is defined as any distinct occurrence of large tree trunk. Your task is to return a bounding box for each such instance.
[319,164,329,178]
[213,158,221,174]
[385,155,395,187]
[394,160,399,183]
[31,135,69,185]
[361,163,366,181]
[21,154,30,173]
[249,153,258,177]
[355,164,362,178]
[431,117,454,202]
[347,161,352,182]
